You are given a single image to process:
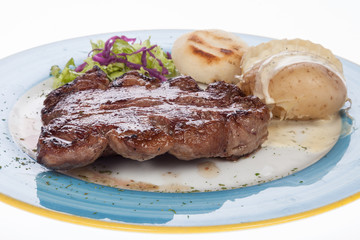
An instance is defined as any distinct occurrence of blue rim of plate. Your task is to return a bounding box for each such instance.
[0,29,359,233]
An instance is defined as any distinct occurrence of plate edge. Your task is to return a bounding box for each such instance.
[1,191,360,234]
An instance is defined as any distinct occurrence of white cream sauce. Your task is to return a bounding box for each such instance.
[8,78,343,192]
[253,51,346,104]
[265,117,342,152]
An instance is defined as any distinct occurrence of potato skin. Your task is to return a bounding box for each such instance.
[171,30,248,84]
[240,62,347,119]
[269,63,347,119]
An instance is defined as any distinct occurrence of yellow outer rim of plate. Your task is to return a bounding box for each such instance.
[1,191,360,233]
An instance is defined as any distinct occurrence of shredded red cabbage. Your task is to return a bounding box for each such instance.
[74,62,87,72]
[75,35,170,81]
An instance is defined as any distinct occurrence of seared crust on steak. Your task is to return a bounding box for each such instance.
[37,67,270,170]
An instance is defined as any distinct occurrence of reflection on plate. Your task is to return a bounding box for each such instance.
[0,30,359,233]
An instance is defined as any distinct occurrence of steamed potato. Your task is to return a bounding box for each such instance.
[238,39,347,120]
[171,29,248,84]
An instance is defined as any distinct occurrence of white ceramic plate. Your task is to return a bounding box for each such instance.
[0,30,358,233]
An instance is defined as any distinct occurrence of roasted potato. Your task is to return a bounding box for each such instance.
[172,29,248,84]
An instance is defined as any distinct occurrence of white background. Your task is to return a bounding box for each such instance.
[1,0,360,239]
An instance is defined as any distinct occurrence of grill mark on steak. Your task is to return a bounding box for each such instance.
[37,66,270,170]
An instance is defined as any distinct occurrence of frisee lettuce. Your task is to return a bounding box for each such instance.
[50,36,177,89]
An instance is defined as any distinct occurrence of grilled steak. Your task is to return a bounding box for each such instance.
[37,67,270,170]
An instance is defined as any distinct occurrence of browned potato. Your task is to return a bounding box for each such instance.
[172,29,248,84]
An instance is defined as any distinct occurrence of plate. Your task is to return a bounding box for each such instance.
[0,29,359,233]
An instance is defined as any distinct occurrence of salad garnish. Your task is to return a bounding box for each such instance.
[50,35,177,89]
